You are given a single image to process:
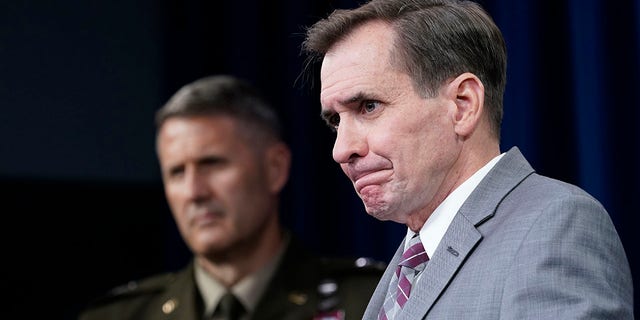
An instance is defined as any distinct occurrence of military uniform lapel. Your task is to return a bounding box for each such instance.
[156,263,202,320]
[252,237,318,320]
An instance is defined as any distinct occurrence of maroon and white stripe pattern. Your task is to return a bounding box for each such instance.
[378,235,429,320]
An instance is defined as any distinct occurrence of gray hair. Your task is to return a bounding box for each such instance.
[302,0,507,139]
[155,75,283,144]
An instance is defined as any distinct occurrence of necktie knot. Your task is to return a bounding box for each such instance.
[398,235,429,270]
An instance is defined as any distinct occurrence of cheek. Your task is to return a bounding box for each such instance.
[223,167,259,194]
[225,168,267,211]
[388,114,453,171]
[164,183,185,214]
[368,115,427,160]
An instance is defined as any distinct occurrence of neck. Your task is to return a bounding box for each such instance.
[405,141,500,232]
[197,219,284,288]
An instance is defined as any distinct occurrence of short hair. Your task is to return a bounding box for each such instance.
[302,0,507,139]
[155,75,283,144]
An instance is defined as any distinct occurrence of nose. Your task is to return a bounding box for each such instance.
[332,118,367,164]
[183,167,210,202]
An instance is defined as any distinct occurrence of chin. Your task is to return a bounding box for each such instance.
[365,204,393,221]
[192,234,229,252]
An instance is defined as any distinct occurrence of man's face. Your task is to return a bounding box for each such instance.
[319,21,461,224]
[157,115,277,259]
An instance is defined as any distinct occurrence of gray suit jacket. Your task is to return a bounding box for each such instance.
[363,147,633,319]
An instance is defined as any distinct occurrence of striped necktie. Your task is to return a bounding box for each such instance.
[378,234,429,320]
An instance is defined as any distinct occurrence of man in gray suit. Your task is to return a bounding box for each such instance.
[301,0,633,318]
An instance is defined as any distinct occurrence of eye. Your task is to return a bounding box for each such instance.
[165,165,185,181]
[362,101,379,113]
[325,113,340,131]
[199,157,225,169]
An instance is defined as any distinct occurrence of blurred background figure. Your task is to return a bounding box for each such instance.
[77,75,383,320]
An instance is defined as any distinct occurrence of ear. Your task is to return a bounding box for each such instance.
[444,72,484,138]
[265,142,292,193]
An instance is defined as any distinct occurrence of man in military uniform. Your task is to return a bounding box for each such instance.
[77,75,384,320]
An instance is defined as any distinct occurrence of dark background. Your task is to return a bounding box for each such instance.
[2,0,638,318]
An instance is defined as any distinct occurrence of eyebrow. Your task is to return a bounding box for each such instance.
[321,89,385,125]
[343,92,368,105]
[320,91,370,117]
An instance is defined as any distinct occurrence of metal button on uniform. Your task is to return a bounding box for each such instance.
[288,292,308,305]
[162,298,178,314]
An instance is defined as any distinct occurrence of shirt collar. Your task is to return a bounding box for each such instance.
[408,153,505,257]
[195,233,289,317]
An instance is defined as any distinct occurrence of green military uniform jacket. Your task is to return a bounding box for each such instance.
[78,237,384,320]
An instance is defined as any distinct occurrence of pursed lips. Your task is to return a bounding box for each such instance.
[347,165,393,193]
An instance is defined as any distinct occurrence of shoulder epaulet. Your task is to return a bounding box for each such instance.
[84,272,177,307]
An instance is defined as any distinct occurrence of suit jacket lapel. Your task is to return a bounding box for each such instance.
[399,147,534,319]
[363,242,404,319]
[400,212,482,319]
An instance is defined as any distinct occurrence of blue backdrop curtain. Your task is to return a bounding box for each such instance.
[1,0,638,318]
[164,0,640,314]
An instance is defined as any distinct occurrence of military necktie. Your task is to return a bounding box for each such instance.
[215,292,245,320]
[378,234,429,320]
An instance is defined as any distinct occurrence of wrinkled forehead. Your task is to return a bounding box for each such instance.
[320,21,398,107]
